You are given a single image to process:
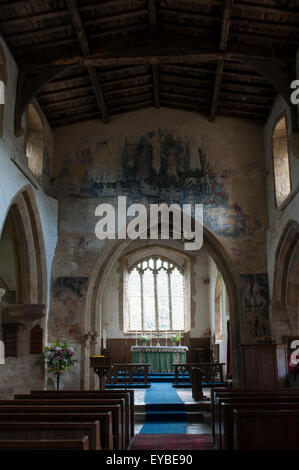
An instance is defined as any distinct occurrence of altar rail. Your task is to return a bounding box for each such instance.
[173,363,225,385]
[107,363,150,385]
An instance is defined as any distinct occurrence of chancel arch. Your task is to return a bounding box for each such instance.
[84,224,242,390]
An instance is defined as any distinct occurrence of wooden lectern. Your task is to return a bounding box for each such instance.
[90,354,113,390]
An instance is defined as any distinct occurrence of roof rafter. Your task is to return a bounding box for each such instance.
[66,0,109,123]
[210,0,234,122]
[148,0,160,108]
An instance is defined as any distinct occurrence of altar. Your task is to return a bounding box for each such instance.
[131,345,188,372]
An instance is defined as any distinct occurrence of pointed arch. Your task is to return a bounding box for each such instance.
[0,185,47,305]
[83,223,242,389]
[271,220,299,341]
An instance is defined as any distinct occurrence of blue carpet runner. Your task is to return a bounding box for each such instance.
[140,382,187,434]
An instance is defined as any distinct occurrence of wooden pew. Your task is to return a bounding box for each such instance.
[211,388,299,445]
[0,437,90,450]
[0,403,122,449]
[0,412,113,450]
[216,393,299,449]
[0,421,101,450]
[30,389,135,438]
[233,409,299,450]
[9,397,125,449]
[220,402,299,449]
[25,389,134,446]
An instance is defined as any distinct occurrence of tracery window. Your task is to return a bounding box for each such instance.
[127,256,184,331]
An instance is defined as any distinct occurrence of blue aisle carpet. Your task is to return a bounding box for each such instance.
[140,382,187,434]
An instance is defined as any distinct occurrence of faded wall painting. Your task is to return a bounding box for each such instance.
[241,273,270,340]
[54,128,263,239]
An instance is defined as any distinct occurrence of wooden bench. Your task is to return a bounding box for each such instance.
[0,412,113,450]
[220,401,299,449]
[31,389,135,436]
[0,437,90,450]
[11,397,125,449]
[212,388,299,449]
[26,389,134,446]
[211,387,299,445]
[0,403,122,449]
[0,421,101,450]
[233,409,299,450]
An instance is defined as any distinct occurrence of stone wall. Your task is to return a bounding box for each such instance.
[0,37,58,398]
[49,107,270,387]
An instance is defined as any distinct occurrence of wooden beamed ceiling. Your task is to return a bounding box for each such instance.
[0,0,298,129]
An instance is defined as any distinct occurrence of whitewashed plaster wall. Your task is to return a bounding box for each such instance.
[263,92,299,298]
[0,36,58,397]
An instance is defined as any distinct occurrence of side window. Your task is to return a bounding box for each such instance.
[272,116,291,207]
[26,103,44,181]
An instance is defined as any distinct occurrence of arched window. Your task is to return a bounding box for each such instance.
[272,116,291,207]
[215,273,223,341]
[127,256,184,331]
[26,103,44,181]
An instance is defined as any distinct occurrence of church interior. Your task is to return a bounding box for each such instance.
[0,0,298,453]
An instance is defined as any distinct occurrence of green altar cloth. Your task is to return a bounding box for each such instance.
[131,346,188,372]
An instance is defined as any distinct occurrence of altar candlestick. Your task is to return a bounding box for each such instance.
[135,330,138,346]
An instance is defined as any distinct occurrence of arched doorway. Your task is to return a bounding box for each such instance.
[271,220,299,341]
[0,186,48,396]
[84,225,242,389]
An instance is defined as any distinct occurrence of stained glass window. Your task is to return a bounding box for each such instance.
[128,257,184,331]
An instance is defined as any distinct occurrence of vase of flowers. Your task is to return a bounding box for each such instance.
[138,335,150,346]
[44,340,77,390]
[171,335,181,346]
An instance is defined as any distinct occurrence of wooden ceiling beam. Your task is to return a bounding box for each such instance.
[5,24,74,42]
[148,0,160,109]
[0,9,70,26]
[210,0,233,122]
[84,9,148,26]
[110,100,153,114]
[66,0,109,123]
[20,33,287,69]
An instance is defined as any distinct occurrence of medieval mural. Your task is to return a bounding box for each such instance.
[54,128,263,239]
[241,273,270,341]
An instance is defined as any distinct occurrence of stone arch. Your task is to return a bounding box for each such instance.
[0,185,47,305]
[84,224,242,389]
[271,220,299,341]
[0,41,7,138]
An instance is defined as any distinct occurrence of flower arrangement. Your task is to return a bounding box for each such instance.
[44,340,77,373]
[139,335,150,344]
[171,334,181,344]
